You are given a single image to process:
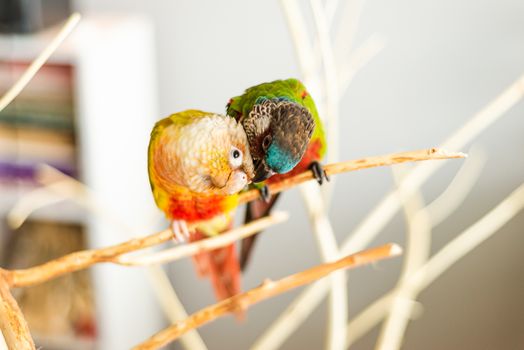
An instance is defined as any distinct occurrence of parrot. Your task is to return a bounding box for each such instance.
[226,78,327,270]
[148,110,254,300]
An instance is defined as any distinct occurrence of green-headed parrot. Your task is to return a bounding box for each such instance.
[148,110,254,300]
[226,78,327,270]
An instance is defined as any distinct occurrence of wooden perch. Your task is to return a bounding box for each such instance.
[0,227,173,288]
[116,211,289,266]
[133,243,403,350]
[0,148,464,289]
[0,275,35,350]
[238,148,466,203]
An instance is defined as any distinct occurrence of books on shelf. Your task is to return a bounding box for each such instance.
[0,60,77,184]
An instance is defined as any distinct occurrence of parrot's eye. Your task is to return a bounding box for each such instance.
[229,147,243,168]
[262,134,272,150]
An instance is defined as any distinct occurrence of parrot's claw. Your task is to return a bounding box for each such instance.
[171,220,191,243]
[259,185,271,203]
[309,161,329,185]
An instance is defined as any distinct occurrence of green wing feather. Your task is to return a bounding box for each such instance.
[227,78,326,158]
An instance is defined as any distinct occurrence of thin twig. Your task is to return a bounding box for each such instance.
[298,183,347,350]
[116,212,289,266]
[279,0,316,80]
[253,72,524,349]
[425,146,486,226]
[338,34,386,94]
[36,164,132,231]
[6,181,71,229]
[145,266,208,350]
[310,0,341,171]
[0,275,35,349]
[333,0,366,68]
[346,294,394,348]
[392,165,431,278]
[239,148,466,203]
[2,227,172,288]
[133,244,403,350]
[374,165,431,350]
[0,13,81,112]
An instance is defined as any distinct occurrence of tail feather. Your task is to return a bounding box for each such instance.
[190,230,211,277]
[190,230,241,301]
[240,193,280,270]
[207,244,240,300]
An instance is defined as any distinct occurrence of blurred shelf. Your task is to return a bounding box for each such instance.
[0,185,87,225]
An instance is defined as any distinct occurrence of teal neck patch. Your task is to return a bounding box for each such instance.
[267,143,298,174]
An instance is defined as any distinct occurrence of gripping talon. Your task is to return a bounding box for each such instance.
[171,220,188,243]
[180,220,191,240]
[309,161,329,185]
[323,169,330,182]
[259,185,271,203]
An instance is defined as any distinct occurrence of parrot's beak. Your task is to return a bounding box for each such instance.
[252,159,274,183]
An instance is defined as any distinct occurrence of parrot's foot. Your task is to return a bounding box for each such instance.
[309,161,330,185]
[170,219,191,243]
[259,185,271,203]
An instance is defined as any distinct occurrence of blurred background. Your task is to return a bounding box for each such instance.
[0,0,523,349]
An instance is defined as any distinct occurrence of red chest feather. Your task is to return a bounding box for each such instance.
[167,194,231,222]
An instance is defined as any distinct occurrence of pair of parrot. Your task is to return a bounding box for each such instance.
[148,79,327,301]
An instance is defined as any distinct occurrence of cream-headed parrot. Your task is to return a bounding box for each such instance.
[226,78,328,270]
[148,110,254,300]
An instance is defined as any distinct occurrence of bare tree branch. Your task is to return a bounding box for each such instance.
[133,244,403,350]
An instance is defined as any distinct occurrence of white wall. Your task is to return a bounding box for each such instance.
[75,1,524,349]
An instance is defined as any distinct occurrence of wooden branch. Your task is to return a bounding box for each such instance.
[115,211,289,266]
[3,212,287,287]
[425,148,486,226]
[1,148,463,288]
[299,183,347,350]
[2,228,173,288]
[0,274,35,349]
[339,34,386,93]
[239,148,465,203]
[374,165,432,350]
[145,266,209,350]
[279,0,316,81]
[133,243,403,350]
